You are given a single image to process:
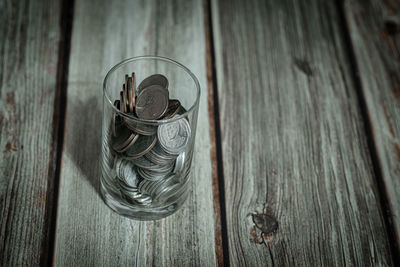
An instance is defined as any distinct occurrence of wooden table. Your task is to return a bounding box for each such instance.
[1,0,399,266]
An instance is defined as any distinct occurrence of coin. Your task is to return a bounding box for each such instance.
[173,152,185,173]
[144,163,174,175]
[113,99,120,109]
[179,106,187,115]
[135,85,169,120]
[137,167,168,181]
[126,76,134,112]
[114,158,152,205]
[132,156,174,173]
[138,175,175,197]
[115,158,138,187]
[162,99,181,119]
[119,92,124,112]
[124,134,157,159]
[124,117,157,136]
[112,100,123,136]
[112,124,137,152]
[137,74,169,93]
[119,134,139,153]
[122,190,152,206]
[122,84,127,113]
[131,72,136,107]
[145,142,177,165]
[155,181,180,202]
[138,179,159,196]
[141,174,180,202]
[158,119,191,155]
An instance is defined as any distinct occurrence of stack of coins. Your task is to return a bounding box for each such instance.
[111,73,191,206]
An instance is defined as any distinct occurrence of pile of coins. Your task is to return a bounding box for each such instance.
[111,73,191,206]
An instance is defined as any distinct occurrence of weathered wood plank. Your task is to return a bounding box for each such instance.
[54,0,220,266]
[344,0,400,248]
[0,0,62,266]
[211,0,394,265]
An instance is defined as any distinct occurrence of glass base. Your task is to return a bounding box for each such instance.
[100,179,188,220]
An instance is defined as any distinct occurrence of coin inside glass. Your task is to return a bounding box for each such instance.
[112,124,137,152]
[125,134,157,159]
[127,77,133,112]
[145,142,177,165]
[133,156,173,172]
[157,119,191,155]
[162,99,181,119]
[124,117,157,136]
[131,72,136,107]
[135,85,169,120]
[112,100,123,136]
[173,152,185,173]
[137,74,169,93]
[122,84,127,113]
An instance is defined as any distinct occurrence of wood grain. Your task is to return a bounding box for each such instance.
[0,0,62,266]
[344,0,400,248]
[53,0,219,266]
[211,0,394,265]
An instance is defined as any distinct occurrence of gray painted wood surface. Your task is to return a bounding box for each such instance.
[211,0,394,265]
[344,0,400,247]
[0,0,62,266]
[53,0,220,266]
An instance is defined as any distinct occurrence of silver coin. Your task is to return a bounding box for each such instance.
[133,156,174,173]
[152,142,177,160]
[122,191,152,206]
[173,152,185,173]
[124,117,157,136]
[145,143,177,165]
[112,124,137,152]
[151,163,175,174]
[158,119,191,155]
[152,174,180,201]
[145,152,171,165]
[137,167,167,181]
[155,181,180,202]
[138,179,156,195]
[135,85,169,120]
[141,179,158,196]
[137,167,155,181]
[137,74,169,93]
[124,134,157,159]
[138,174,181,204]
[143,163,174,175]
[138,179,149,194]
[139,175,175,197]
[115,158,138,187]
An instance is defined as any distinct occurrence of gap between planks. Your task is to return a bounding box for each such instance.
[48,0,75,266]
[204,0,230,266]
[335,0,400,263]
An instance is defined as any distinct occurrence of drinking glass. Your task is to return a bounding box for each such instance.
[101,56,200,220]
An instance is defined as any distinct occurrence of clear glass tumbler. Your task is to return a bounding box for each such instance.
[101,56,200,220]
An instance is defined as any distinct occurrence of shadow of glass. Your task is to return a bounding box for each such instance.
[65,93,103,197]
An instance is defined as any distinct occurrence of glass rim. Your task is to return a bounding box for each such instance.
[103,56,201,124]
